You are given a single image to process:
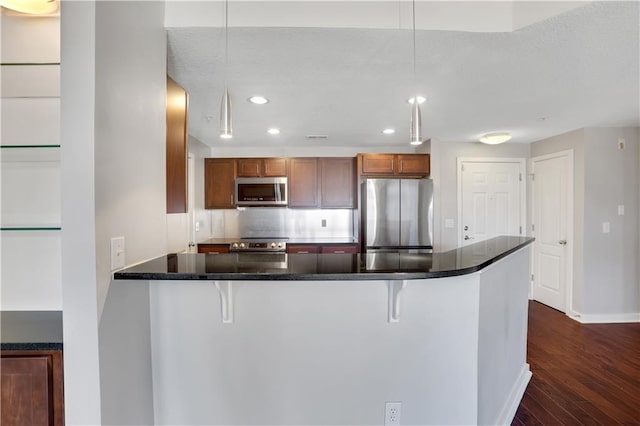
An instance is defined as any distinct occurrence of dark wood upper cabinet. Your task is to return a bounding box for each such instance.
[166,76,188,213]
[288,158,319,207]
[397,154,430,175]
[237,158,261,177]
[320,157,356,208]
[263,158,287,176]
[360,154,395,175]
[360,153,430,177]
[237,158,287,177]
[205,158,237,209]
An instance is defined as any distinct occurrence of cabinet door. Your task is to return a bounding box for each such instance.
[287,244,320,254]
[361,154,395,175]
[1,351,64,426]
[320,158,355,208]
[205,158,237,209]
[197,245,230,254]
[263,158,287,177]
[321,244,358,254]
[397,154,430,176]
[166,77,188,213]
[288,158,319,207]
[237,159,261,177]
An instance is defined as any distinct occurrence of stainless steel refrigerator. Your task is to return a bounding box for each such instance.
[362,178,433,253]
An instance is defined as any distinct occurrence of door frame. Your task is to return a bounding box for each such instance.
[456,157,527,247]
[530,149,575,317]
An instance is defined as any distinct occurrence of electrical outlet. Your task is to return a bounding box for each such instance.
[618,205,625,216]
[385,402,401,426]
[602,222,610,234]
[618,138,625,150]
[321,219,327,227]
[110,237,125,270]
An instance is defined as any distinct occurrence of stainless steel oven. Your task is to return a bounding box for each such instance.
[235,177,287,206]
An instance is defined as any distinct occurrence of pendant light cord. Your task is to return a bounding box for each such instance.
[412,0,417,92]
[224,0,229,87]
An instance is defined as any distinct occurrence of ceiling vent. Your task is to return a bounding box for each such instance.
[305,135,328,139]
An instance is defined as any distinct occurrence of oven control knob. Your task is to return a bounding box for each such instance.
[277,243,283,248]
[232,243,239,249]
[239,243,246,249]
[270,242,276,248]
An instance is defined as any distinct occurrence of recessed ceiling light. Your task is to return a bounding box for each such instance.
[305,135,328,139]
[248,96,269,105]
[220,134,233,140]
[407,96,426,105]
[267,128,280,135]
[382,128,395,135]
[479,132,512,145]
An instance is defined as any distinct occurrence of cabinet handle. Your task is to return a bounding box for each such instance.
[298,251,309,254]
[559,240,567,245]
[334,250,345,254]
[230,194,233,205]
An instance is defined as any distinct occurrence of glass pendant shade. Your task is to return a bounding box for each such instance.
[220,88,232,139]
[410,100,423,145]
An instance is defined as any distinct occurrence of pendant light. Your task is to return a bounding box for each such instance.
[219,0,232,139]
[409,0,423,146]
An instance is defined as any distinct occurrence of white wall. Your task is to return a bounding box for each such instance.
[430,139,530,251]
[582,127,639,317]
[531,127,640,319]
[60,2,102,424]
[92,1,167,424]
[94,1,168,316]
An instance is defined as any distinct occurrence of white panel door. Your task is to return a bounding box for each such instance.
[460,161,522,246]
[532,153,571,312]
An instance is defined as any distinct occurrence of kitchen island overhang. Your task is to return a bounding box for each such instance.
[103,236,533,425]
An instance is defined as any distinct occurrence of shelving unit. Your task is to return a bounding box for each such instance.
[1,14,62,310]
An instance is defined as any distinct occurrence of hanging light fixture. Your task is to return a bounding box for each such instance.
[409,0,423,146]
[219,0,232,139]
[0,0,58,15]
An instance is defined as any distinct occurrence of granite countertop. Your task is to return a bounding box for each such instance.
[1,311,63,351]
[115,236,533,281]
[198,237,358,245]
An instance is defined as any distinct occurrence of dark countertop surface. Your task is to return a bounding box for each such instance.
[115,236,533,281]
[198,237,358,245]
[1,311,63,351]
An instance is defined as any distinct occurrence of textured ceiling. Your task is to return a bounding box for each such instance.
[167,1,639,148]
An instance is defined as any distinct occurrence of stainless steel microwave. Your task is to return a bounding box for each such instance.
[235,177,288,206]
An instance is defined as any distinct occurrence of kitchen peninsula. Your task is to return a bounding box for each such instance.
[109,236,533,425]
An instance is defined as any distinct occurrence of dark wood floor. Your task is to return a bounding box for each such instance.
[512,301,640,425]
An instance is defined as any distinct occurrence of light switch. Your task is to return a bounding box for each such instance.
[444,219,455,229]
[618,205,625,216]
[602,222,610,234]
[110,237,125,270]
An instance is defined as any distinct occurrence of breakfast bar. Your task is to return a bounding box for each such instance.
[106,236,534,425]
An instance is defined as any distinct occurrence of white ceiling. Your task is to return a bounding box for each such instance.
[167,1,639,148]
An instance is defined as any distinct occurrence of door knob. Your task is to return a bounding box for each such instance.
[464,225,469,231]
[464,235,473,240]
[559,240,567,245]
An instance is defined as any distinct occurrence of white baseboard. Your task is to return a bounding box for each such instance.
[496,363,532,426]
[576,312,640,324]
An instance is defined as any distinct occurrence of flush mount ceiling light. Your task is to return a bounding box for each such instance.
[382,128,395,135]
[248,96,269,105]
[267,128,280,135]
[219,0,232,140]
[408,0,423,146]
[0,0,58,14]
[407,96,426,105]
[479,132,512,145]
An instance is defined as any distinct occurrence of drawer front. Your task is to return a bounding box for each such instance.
[198,245,230,254]
[321,245,358,254]
[287,245,320,254]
